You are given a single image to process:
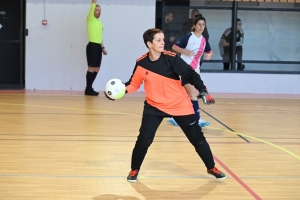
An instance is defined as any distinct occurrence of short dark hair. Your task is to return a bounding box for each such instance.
[191,9,199,14]
[96,4,100,7]
[191,16,206,31]
[143,28,163,48]
[195,14,203,18]
[237,18,241,22]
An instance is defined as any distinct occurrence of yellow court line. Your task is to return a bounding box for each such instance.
[207,126,300,161]
[1,102,300,161]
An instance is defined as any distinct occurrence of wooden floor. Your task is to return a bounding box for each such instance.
[0,90,299,200]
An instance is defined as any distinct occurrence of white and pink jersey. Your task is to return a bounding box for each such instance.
[174,32,212,73]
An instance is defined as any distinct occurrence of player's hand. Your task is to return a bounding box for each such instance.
[104,92,114,101]
[170,36,175,42]
[102,49,108,55]
[204,53,213,60]
[197,91,215,105]
[186,50,195,57]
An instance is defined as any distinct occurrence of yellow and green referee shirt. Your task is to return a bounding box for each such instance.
[86,3,103,44]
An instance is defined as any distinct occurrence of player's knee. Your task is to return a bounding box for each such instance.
[198,138,207,146]
[182,122,205,141]
[191,138,208,149]
[135,139,153,149]
[136,134,154,148]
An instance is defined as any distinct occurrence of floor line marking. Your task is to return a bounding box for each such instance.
[1,102,299,161]
[213,155,262,200]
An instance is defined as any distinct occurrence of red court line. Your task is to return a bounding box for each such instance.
[213,155,262,200]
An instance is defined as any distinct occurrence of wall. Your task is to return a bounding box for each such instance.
[201,73,300,94]
[26,0,155,91]
[25,0,300,94]
[187,1,300,71]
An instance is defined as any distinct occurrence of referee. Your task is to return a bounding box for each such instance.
[85,0,107,96]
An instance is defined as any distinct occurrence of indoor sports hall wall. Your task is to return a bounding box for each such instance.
[189,1,300,71]
[25,0,155,91]
[25,0,300,94]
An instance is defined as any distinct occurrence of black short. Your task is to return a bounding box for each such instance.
[86,42,102,67]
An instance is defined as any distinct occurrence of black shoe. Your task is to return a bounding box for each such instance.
[223,63,230,70]
[91,88,99,95]
[127,170,139,183]
[207,167,226,180]
[237,64,245,70]
[85,88,99,96]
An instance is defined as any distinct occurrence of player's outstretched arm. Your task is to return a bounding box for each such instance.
[170,55,215,105]
[92,0,97,3]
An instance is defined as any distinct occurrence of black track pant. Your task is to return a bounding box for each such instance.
[131,114,215,170]
[222,46,243,70]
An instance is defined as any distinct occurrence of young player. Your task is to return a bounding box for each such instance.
[168,16,212,127]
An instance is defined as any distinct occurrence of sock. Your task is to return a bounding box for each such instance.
[86,71,94,90]
[192,100,200,122]
[92,72,98,84]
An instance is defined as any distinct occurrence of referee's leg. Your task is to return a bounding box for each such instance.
[85,42,100,96]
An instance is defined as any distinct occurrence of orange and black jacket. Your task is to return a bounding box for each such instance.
[125,50,207,116]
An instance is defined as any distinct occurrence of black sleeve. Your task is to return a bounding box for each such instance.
[124,63,138,86]
[170,54,207,92]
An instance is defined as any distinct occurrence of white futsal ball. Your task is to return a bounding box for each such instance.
[105,78,126,100]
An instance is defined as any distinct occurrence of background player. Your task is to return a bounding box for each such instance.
[168,16,212,128]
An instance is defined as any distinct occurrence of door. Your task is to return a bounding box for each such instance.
[0,0,25,89]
